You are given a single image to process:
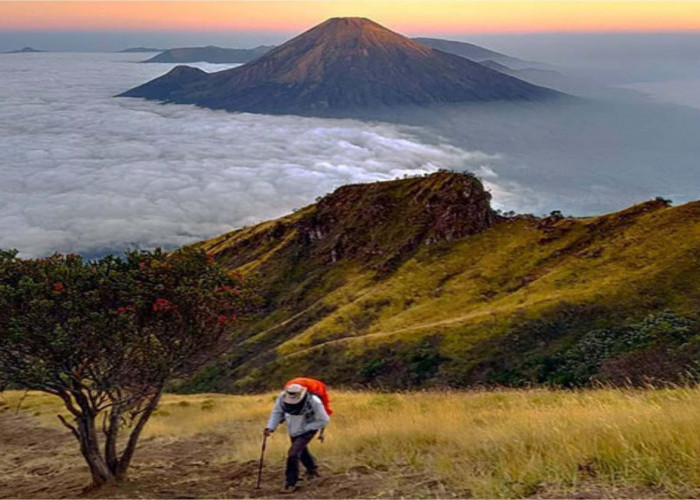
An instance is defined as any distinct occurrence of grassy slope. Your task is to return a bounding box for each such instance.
[5,388,700,498]
[193,174,700,391]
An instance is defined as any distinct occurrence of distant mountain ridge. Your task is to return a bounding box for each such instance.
[142,45,274,64]
[120,17,562,116]
[119,47,165,53]
[413,37,534,68]
[178,172,700,393]
[416,38,642,98]
[3,47,44,54]
[134,38,527,66]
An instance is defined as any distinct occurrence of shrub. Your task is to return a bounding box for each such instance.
[0,248,257,486]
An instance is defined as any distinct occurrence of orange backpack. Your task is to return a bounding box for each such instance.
[285,377,333,416]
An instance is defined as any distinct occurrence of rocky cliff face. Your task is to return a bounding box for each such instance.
[204,172,496,274]
[297,172,496,264]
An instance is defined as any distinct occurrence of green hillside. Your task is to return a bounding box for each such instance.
[183,172,700,392]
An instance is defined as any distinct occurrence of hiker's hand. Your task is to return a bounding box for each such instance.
[264,428,274,437]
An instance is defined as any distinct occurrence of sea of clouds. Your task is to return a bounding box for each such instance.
[2,52,700,257]
[0,53,504,257]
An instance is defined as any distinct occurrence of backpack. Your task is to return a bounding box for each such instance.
[285,377,333,416]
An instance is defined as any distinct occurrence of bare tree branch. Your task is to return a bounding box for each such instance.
[57,414,80,440]
[13,390,29,413]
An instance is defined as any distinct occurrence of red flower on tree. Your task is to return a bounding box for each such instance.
[53,283,64,293]
[216,286,242,297]
[152,298,175,311]
[213,315,237,324]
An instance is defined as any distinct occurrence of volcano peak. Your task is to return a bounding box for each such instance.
[121,16,562,116]
[312,16,407,37]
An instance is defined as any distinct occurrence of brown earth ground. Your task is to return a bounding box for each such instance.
[0,410,437,499]
[0,409,686,499]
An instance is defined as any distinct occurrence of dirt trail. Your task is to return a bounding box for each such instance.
[284,300,537,359]
[0,409,685,499]
[0,411,404,499]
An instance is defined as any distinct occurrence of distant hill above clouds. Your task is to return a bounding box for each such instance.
[3,47,44,54]
[141,45,274,63]
[412,37,536,69]
[133,37,535,67]
[137,38,528,66]
[120,17,562,116]
[422,39,642,99]
[118,47,165,53]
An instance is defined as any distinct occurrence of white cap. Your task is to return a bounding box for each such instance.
[283,383,307,404]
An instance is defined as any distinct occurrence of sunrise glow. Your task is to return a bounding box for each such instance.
[2,1,700,34]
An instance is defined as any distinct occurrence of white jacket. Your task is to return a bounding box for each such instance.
[266,392,330,437]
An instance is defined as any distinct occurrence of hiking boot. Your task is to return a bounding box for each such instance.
[280,483,299,494]
[305,468,320,479]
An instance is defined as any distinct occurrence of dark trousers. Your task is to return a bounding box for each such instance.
[285,430,317,486]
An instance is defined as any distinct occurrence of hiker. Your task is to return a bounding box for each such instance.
[285,376,333,443]
[285,377,333,415]
[264,383,330,492]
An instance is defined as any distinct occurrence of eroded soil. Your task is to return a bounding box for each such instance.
[0,411,432,499]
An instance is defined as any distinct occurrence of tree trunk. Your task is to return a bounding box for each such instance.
[76,413,116,486]
[104,407,120,473]
[115,389,162,480]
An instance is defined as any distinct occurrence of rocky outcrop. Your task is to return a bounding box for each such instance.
[296,172,496,264]
[202,172,497,272]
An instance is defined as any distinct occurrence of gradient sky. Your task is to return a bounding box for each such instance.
[3,1,700,35]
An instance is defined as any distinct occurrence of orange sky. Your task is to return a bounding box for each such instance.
[2,1,700,34]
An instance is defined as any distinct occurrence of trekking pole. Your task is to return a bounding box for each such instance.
[256,432,268,489]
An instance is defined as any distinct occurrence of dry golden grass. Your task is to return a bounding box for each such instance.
[3,387,700,497]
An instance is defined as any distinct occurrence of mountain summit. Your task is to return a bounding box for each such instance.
[120,17,561,116]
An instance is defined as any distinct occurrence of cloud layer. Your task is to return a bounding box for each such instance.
[0,53,502,257]
[2,52,700,258]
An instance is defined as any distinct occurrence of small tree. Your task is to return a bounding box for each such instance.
[0,248,254,487]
